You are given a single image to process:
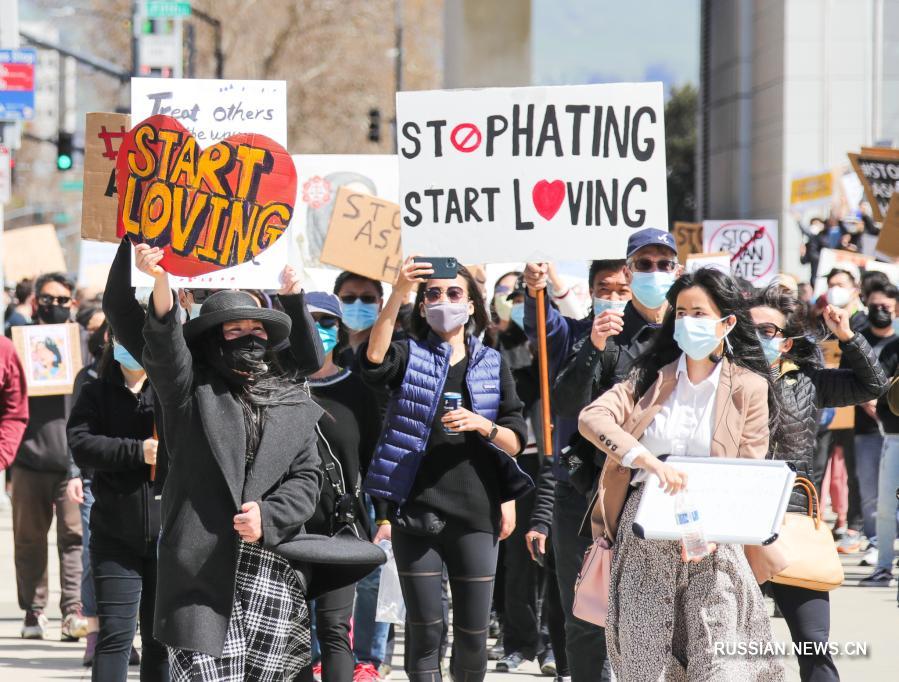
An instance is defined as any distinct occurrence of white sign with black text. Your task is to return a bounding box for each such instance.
[396,82,668,263]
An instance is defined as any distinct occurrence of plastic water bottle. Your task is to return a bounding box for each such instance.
[674,492,709,560]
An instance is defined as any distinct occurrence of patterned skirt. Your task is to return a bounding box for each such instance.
[606,485,785,682]
[169,540,311,681]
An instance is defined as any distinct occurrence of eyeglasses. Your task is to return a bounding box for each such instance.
[755,322,786,339]
[314,315,340,329]
[340,294,378,305]
[628,258,678,273]
[37,294,72,306]
[424,286,466,304]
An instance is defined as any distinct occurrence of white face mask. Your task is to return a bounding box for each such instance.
[826,286,853,308]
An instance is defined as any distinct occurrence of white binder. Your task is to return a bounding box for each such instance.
[632,457,796,546]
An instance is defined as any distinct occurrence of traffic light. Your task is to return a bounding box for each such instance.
[56,131,74,171]
[368,108,381,143]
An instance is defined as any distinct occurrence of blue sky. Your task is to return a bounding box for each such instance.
[532,0,700,96]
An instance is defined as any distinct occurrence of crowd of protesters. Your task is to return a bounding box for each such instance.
[0,225,897,682]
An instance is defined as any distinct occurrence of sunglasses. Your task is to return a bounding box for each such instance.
[424,286,466,304]
[37,294,72,306]
[340,294,378,305]
[755,322,786,339]
[314,315,340,329]
[628,258,678,273]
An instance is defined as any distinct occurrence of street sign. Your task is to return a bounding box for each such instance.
[0,145,10,203]
[0,48,36,121]
[146,1,191,18]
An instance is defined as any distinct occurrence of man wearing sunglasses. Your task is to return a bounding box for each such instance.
[13,272,88,643]
[522,227,680,682]
[333,271,385,366]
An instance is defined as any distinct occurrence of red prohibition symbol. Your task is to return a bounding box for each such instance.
[450,123,482,153]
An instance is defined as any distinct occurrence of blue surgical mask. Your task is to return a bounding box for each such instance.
[510,302,525,329]
[189,305,203,320]
[757,333,785,366]
[630,272,676,309]
[892,319,899,335]
[593,298,628,316]
[316,323,339,355]
[113,342,142,371]
[342,301,379,331]
[673,316,732,361]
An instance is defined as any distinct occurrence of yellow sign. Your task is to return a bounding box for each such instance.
[790,172,833,206]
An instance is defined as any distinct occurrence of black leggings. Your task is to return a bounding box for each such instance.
[91,539,169,682]
[769,583,839,682]
[393,522,498,682]
[297,583,355,682]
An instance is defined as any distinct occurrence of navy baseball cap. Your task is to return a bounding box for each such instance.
[626,228,677,259]
[305,292,342,319]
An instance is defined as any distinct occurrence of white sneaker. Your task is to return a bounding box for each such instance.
[860,546,879,566]
[21,611,48,639]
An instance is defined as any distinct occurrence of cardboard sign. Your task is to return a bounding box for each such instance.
[2,224,67,283]
[118,114,296,279]
[82,113,131,243]
[702,220,778,286]
[319,187,402,283]
[11,323,83,396]
[685,252,731,275]
[672,222,703,263]
[129,78,290,289]
[790,171,833,207]
[848,147,899,222]
[875,193,899,259]
[292,154,399,268]
[819,339,854,429]
[396,82,668,263]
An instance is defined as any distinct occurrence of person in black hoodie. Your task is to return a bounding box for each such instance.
[293,292,384,682]
[67,332,168,681]
[748,286,888,682]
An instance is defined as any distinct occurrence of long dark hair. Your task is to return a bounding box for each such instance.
[199,328,309,460]
[629,269,781,445]
[749,286,823,369]
[409,265,490,341]
[631,268,772,399]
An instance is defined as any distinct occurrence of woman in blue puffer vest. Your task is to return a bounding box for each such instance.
[362,257,533,682]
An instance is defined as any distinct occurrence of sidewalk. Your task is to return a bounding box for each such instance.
[0,507,895,680]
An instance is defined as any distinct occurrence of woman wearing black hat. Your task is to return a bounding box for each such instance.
[134,244,324,681]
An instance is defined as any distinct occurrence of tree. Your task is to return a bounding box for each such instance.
[665,83,697,225]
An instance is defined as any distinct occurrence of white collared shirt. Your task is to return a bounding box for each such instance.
[622,354,722,484]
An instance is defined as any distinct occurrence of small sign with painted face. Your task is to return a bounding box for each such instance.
[396,82,668,263]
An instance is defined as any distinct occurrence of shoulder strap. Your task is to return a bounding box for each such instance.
[315,424,346,497]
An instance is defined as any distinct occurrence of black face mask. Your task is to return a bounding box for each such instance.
[222,334,268,373]
[868,305,893,330]
[36,304,71,325]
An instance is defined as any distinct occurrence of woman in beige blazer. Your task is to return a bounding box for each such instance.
[579,268,784,681]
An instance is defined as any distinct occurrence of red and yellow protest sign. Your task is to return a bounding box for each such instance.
[116,114,296,278]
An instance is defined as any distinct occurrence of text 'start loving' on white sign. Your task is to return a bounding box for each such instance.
[396,82,668,264]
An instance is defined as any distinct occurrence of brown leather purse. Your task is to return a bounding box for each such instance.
[768,477,844,591]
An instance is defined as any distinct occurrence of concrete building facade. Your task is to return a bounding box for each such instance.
[698,0,899,276]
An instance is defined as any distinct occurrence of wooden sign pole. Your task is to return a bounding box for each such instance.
[535,288,554,457]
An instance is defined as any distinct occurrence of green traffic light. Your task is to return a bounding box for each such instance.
[57,155,73,171]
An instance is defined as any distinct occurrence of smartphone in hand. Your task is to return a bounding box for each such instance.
[413,256,459,280]
[530,537,545,567]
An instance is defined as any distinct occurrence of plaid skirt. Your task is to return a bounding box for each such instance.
[169,540,311,681]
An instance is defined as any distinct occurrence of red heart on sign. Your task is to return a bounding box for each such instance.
[532,180,565,221]
[116,114,296,278]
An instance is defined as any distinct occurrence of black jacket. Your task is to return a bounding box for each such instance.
[774,333,888,512]
[67,360,159,554]
[142,304,323,657]
[103,238,324,495]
